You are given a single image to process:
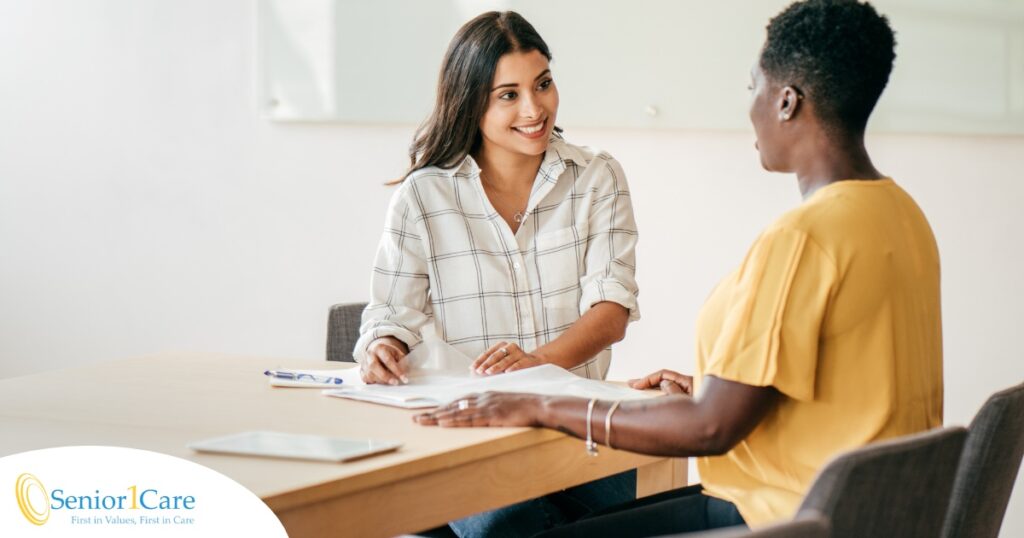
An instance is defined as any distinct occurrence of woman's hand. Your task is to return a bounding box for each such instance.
[628,369,693,395]
[360,337,410,385]
[471,342,545,375]
[413,392,544,427]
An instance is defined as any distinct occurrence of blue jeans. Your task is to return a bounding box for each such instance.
[448,470,637,538]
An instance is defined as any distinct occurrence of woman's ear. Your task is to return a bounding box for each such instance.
[777,86,803,122]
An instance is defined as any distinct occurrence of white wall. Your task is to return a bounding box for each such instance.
[1,0,1021,534]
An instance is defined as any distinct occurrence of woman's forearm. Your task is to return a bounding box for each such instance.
[537,394,720,457]
[536,377,778,457]
[533,301,629,369]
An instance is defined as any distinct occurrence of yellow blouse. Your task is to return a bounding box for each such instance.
[694,178,943,526]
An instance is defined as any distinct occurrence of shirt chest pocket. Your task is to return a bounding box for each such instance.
[534,226,586,309]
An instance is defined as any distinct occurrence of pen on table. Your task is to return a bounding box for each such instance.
[264,370,344,385]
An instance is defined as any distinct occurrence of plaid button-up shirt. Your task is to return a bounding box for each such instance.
[354,136,640,379]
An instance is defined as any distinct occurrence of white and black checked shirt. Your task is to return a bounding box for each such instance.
[354,136,640,379]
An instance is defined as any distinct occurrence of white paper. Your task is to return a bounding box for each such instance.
[323,339,651,408]
[402,336,476,375]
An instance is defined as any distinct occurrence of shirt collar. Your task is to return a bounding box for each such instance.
[449,132,583,179]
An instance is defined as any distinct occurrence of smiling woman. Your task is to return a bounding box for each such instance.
[351,10,642,538]
[354,11,641,390]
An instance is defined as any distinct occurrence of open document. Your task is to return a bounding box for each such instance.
[323,339,652,409]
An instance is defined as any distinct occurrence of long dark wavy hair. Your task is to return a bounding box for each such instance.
[393,11,556,183]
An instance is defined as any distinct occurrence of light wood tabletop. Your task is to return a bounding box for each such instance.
[0,352,686,537]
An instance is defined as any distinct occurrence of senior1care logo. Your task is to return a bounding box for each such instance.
[15,471,196,527]
[1,446,286,537]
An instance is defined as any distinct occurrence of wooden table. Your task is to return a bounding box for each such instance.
[0,352,686,537]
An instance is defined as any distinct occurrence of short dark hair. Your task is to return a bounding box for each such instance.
[760,0,896,133]
[398,11,553,182]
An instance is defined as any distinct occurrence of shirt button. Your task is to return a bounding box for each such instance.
[513,262,521,270]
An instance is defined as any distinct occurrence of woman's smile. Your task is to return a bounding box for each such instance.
[513,117,547,138]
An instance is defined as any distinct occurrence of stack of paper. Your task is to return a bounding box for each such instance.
[323,363,651,409]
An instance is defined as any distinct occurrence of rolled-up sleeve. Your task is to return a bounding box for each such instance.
[353,186,431,362]
[578,155,640,322]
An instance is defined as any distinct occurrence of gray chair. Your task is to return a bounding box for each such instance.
[671,512,830,537]
[941,382,1024,538]
[326,302,368,362]
[798,426,967,538]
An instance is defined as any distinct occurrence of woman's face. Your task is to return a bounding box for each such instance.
[748,60,787,172]
[478,50,559,160]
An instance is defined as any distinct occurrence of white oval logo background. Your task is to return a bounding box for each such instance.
[0,446,287,537]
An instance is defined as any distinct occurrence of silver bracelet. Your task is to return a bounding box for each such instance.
[585,398,599,456]
[605,400,622,449]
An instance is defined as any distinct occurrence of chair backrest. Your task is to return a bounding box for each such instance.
[326,302,368,362]
[798,426,967,538]
[942,382,1024,538]
[681,512,830,538]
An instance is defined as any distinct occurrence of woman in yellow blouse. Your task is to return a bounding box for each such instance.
[414,1,943,536]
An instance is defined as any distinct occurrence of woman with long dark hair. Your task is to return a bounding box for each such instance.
[354,11,641,537]
[355,12,639,393]
[416,1,944,536]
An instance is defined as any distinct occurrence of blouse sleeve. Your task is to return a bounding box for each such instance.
[578,155,641,322]
[352,186,431,362]
[702,226,837,401]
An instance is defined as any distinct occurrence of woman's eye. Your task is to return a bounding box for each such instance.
[538,79,552,91]
[499,91,518,101]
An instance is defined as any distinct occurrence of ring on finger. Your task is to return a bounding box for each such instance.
[501,347,510,357]
[457,399,470,410]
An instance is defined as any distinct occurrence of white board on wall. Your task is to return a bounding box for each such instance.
[257,0,1024,135]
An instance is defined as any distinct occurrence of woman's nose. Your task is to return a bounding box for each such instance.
[519,92,541,119]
